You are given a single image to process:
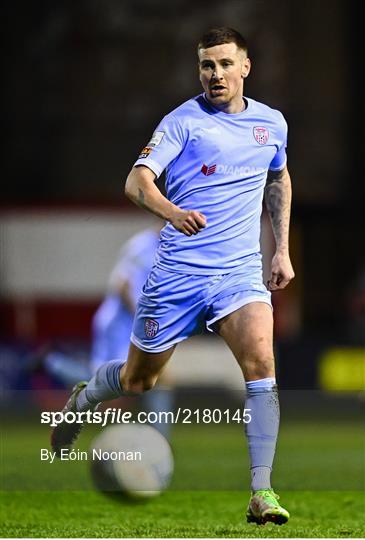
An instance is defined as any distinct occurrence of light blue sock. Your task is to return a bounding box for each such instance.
[76,360,124,412]
[245,377,279,491]
[143,387,175,440]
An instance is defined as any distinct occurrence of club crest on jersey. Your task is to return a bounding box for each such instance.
[139,146,152,158]
[253,127,269,145]
[201,163,216,176]
[144,318,159,338]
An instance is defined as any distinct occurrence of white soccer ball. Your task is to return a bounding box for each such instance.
[90,423,174,498]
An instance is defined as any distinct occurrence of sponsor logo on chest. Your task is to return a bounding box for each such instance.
[201,163,266,176]
[201,163,217,176]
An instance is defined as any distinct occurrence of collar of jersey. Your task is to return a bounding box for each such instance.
[202,93,249,116]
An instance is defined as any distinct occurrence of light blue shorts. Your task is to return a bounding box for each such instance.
[130,254,271,353]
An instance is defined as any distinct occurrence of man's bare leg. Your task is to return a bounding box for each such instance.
[121,344,176,438]
[121,343,175,393]
[215,301,275,381]
[215,302,289,523]
[215,301,277,486]
[76,343,175,410]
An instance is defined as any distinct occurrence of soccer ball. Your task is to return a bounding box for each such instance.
[89,423,174,498]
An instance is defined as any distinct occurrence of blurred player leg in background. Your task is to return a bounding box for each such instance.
[43,226,174,438]
[44,351,91,387]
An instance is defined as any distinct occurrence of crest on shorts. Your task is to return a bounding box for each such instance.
[253,126,269,145]
[144,318,159,338]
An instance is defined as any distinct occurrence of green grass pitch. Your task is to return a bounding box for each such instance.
[1,419,364,537]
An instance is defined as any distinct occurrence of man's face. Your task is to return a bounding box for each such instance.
[198,42,251,109]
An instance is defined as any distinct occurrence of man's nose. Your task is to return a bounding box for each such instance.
[211,67,223,80]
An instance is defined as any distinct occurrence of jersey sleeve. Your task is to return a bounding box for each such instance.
[133,114,187,178]
[269,113,288,171]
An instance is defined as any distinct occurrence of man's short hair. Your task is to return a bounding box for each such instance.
[197,27,248,54]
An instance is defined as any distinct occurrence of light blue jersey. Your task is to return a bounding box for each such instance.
[134,94,287,275]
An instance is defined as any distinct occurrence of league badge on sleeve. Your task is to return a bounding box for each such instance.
[253,127,269,145]
[139,147,152,158]
[144,318,159,338]
[148,131,165,147]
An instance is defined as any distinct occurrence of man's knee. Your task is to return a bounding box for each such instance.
[243,354,275,380]
[120,343,174,394]
[120,372,157,394]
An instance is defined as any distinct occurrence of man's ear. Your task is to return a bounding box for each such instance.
[242,57,251,78]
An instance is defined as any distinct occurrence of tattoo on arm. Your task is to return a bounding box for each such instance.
[138,188,145,207]
[136,187,165,220]
[264,167,292,252]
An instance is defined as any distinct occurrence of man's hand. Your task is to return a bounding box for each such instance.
[170,209,207,236]
[267,251,295,291]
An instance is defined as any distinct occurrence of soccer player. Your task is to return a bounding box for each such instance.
[52,27,294,525]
